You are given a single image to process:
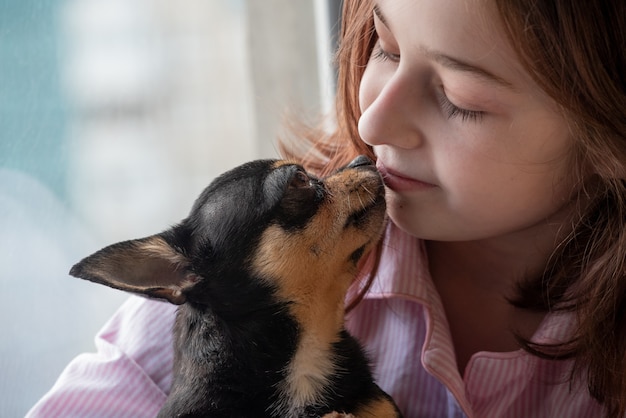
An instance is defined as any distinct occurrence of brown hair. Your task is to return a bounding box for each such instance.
[283,0,626,415]
[494,1,626,417]
[280,0,375,175]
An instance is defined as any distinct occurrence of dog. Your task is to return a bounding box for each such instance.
[70,155,402,418]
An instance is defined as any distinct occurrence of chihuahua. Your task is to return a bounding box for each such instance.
[70,155,402,417]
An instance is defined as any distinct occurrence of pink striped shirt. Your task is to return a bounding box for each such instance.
[27,223,604,417]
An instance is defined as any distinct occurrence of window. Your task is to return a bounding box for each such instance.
[1,0,340,414]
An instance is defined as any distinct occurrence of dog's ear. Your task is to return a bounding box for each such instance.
[69,234,199,305]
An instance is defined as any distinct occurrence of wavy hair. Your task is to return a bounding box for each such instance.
[495,1,626,417]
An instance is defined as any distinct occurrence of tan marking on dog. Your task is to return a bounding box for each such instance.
[353,398,401,418]
[253,166,386,414]
[272,159,298,169]
[254,223,351,346]
[253,166,385,340]
[140,236,188,267]
[83,237,185,288]
[270,332,338,417]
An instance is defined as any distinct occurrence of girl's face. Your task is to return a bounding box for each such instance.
[359,0,577,241]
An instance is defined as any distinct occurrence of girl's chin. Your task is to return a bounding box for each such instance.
[384,201,425,239]
[384,196,456,241]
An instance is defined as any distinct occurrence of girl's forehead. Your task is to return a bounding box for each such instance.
[373,0,550,103]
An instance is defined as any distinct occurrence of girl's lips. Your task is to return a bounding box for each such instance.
[376,160,437,192]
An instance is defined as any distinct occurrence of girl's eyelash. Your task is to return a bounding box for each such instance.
[372,43,400,63]
[437,90,485,123]
[371,41,485,123]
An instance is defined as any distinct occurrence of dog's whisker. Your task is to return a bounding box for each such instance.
[362,184,375,200]
[357,192,366,210]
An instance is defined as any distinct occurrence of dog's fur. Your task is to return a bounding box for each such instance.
[70,156,402,418]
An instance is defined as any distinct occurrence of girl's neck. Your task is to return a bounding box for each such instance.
[425,226,567,374]
[426,213,570,296]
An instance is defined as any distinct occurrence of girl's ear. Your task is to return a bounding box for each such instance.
[69,234,199,305]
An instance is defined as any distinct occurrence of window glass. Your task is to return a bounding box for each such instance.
[1,0,336,415]
[0,0,340,417]
[0,0,258,417]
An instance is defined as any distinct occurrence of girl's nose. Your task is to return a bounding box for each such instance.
[358,69,425,150]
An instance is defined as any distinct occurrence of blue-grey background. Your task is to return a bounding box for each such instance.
[0,0,339,416]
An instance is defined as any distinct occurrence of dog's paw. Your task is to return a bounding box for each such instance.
[322,413,355,418]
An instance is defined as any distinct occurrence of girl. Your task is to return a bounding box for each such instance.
[29,0,626,417]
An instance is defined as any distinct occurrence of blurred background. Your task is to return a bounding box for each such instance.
[0,0,340,415]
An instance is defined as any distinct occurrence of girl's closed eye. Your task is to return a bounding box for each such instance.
[372,42,400,63]
[371,40,486,124]
[371,7,488,125]
[436,89,486,122]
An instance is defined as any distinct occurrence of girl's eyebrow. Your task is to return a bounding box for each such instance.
[373,3,517,91]
[425,48,517,90]
[373,4,388,27]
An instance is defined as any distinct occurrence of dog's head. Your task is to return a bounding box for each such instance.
[70,156,386,322]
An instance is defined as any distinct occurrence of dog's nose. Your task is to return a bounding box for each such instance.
[347,155,374,168]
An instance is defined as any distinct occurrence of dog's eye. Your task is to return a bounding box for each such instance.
[275,168,324,230]
[289,170,310,189]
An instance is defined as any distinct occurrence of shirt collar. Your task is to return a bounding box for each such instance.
[351,221,577,346]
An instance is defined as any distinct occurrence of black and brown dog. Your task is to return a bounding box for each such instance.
[70,155,402,418]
